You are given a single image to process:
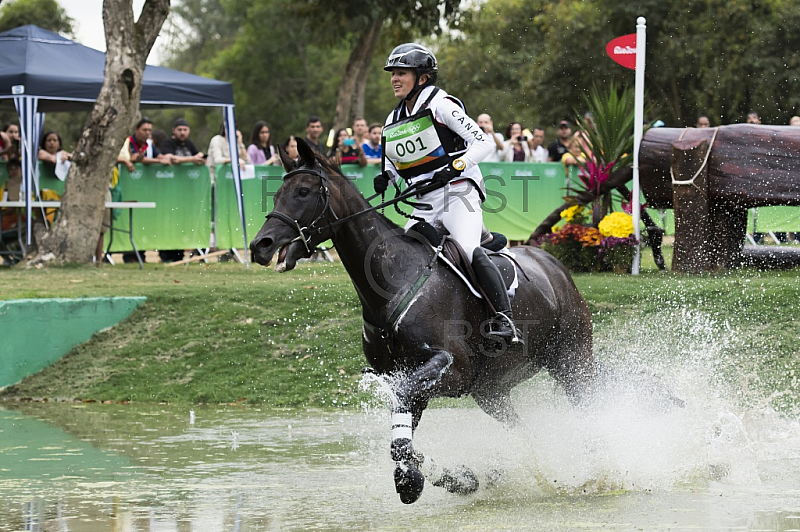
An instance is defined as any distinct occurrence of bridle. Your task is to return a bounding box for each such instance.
[265,166,336,254]
[265,164,439,254]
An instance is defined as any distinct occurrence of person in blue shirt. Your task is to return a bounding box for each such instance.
[362,123,383,164]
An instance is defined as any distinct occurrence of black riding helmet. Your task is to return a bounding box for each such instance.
[384,43,438,101]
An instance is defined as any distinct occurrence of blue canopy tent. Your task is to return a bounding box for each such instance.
[0,25,248,264]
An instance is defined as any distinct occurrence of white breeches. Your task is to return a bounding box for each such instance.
[404,179,483,262]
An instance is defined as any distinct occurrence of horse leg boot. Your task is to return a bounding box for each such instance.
[471,248,523,346]
[390,350,478,502]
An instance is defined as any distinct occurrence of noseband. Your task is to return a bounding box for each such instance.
[265,166,337,254]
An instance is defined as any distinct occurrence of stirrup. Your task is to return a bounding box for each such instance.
[487,312,524,345]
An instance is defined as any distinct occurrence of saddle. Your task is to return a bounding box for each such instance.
[407,222,520,299]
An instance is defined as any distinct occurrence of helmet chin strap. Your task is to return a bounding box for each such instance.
[403,71,433,103]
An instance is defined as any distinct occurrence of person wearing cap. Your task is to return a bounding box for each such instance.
[374,43,522,345]
[160,118,205,165]
[547,120,572,162]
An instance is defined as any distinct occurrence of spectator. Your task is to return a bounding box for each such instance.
[281,135,300,165]
[362,123,382,164]
[790,116,800,126]
[696,115,711,128]
[1,159,23,244]
[352,117,369,148]
[562,136,585,191]
[304,116,325,155]
[746,111,761,124]
[548,120,572,162]
[246,121,280,166]
[1,123,20,161]
[329,127,367,167]
[528,127,547,163]
[2,157,22,203]
[37,131,72,165]
[117,117,169,172]
[501,122,531,162]
[207,122,249,182]
[161,118,205,165]
[151,129,167,153]
[476,113,505,162]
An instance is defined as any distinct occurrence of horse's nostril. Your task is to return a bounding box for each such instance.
[253,237,273,250]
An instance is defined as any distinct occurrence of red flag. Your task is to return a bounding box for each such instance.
[606,34,637,70]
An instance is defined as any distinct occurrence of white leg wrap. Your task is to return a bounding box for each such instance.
[391,411,413,441]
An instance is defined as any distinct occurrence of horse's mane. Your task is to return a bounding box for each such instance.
[288,139,408,233]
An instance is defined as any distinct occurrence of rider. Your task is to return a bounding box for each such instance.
[374,43,522,344]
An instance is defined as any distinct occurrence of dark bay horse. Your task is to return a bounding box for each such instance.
[250,139,595,503]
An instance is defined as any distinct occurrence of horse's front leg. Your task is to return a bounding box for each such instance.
[390,349,479,504]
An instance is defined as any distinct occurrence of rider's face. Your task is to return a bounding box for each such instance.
[390,68,417,100]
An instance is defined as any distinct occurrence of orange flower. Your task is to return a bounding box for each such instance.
[579,227,602,247]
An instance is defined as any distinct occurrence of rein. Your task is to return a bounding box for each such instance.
[266,165,438,252]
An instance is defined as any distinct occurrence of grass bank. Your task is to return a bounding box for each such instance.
[2,251,799,412]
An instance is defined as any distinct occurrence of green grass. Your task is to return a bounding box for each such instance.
[2,248,799,412]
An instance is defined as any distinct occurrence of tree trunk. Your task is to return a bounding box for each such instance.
[332,20,382,132]
[639,125,800,209]
[34,0,170,264]
[350,19,382,122]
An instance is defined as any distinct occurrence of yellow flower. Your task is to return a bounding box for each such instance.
[598,211,634,238]
[560,204,585,222]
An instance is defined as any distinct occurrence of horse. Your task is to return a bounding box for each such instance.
[250,138,595,504]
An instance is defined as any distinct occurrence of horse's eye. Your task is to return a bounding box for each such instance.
[298,187,310,197]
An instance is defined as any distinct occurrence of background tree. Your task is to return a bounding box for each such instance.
[0,0,73,35]
[440,0,800,131]
[35,0,170,264]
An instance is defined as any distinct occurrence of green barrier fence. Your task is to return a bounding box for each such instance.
[216,162,574,247]
[110,164,212,252]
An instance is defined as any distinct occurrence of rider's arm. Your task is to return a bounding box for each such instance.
[437,98,494,169]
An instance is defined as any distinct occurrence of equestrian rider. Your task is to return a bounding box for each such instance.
[374,43,522,345]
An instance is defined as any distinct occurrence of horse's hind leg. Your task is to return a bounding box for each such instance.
[473,390,520,429]
[390,350,478,503]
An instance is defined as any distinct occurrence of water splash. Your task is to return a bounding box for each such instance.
[357,307,800,502]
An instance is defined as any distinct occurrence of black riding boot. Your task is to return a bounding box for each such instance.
[471,248,523,345]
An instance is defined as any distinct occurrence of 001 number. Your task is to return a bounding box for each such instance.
[395,137,428,157]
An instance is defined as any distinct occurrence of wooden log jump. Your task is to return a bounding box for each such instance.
[640,125,800,272]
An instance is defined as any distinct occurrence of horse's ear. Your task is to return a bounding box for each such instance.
[295,137,318,167]
[278,144,297,171]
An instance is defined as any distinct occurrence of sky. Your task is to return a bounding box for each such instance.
[62,0,167,64]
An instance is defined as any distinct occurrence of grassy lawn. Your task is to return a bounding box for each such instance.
[2,247,799,412]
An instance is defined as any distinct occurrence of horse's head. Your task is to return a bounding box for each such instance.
[249,138,340,271]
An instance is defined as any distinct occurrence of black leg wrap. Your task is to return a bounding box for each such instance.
[431,465,480,495]
[394,462,425,504]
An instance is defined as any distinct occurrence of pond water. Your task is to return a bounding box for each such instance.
[3,368,800,531]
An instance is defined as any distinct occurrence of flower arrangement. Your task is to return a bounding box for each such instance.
[537,208,638,273]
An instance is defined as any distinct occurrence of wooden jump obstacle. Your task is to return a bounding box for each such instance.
[639,124,800,272]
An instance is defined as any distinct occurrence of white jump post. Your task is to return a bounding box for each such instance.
[632,16,646,274]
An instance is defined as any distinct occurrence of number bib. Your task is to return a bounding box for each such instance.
[383,109,450,179]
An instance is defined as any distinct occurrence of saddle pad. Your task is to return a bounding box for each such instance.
[439,237,518,299]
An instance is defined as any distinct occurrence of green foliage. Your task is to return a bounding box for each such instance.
[439,0,800,131]
[575,83,638,170]
[0,0,74,35]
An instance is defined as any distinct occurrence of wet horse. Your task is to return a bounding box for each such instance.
[250,139,595,503]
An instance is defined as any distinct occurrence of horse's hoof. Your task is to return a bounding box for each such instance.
[432,465,479,495]
[394,463,425,504]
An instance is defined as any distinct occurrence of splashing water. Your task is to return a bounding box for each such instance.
[357,306,800,508]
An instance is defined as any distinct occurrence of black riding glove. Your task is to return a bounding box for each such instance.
[374,171,391,194]
[430,160,464,189]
